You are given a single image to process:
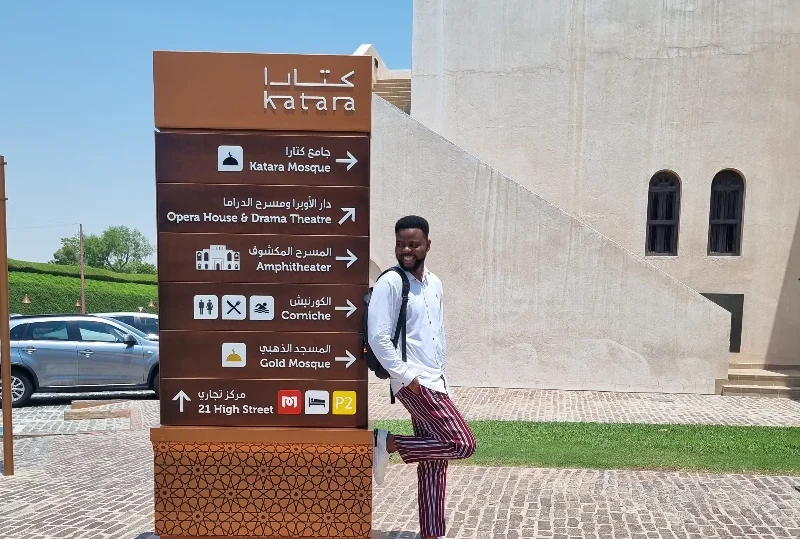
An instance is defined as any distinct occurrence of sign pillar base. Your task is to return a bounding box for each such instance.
[151,427,373,538]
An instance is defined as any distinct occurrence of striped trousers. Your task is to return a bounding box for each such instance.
[393,384,476,538]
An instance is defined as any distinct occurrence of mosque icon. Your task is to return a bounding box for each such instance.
[222,343,246,368]
[217,145,244,172]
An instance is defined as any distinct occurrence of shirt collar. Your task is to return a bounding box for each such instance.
[397,264,429,284]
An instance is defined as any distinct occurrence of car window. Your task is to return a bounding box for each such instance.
[78,321,126,343]
[28,321,70,341]
[137,317,159,334]
[107,318,150,340]
[10,324,28,340]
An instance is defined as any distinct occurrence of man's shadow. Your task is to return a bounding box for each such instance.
[375,531,420,539]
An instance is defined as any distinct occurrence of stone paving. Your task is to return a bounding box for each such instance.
[368,385,800,427]
[0,392,150,436]
[5,384,799,438]
[1,428,799,539]
[374,466,800,539]
[0,385,798,538]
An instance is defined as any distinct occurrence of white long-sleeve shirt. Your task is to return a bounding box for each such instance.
[366,265,448,395]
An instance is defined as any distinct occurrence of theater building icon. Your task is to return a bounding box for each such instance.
[196,245,240,271]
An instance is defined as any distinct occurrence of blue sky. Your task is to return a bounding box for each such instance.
[0,0,411,263]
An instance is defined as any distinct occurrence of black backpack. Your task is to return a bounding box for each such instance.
[362,266,410,403]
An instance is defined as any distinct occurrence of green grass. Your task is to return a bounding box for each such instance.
[8,259,157,285]
[375,420,800,475]
[9,271,158,314]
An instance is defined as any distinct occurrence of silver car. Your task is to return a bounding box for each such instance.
[1,314,160,407]
[94,312,159,341]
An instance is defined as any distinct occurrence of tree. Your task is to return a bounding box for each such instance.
[51,226,156,274]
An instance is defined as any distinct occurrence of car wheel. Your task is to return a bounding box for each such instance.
[151,369,160,398]
[1,370,33,408]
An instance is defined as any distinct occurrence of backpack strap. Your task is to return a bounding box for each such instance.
[386,267,410,404]
[390,267,410,357]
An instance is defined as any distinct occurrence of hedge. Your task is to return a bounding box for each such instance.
[8,259,157,285]
[8,267,158,315]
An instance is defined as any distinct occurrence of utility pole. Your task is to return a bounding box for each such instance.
[0,156,15,476]
[79,223,85,314]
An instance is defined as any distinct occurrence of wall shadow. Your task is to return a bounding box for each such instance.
[765,202,800,369]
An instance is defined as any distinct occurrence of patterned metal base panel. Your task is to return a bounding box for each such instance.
[153,441,373,538]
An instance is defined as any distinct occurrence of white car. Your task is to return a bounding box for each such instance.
[94,312,159,341]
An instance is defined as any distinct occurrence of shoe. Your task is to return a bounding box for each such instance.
[373,428,390,485]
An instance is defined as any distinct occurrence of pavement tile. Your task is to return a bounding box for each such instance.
[0,385,798,538]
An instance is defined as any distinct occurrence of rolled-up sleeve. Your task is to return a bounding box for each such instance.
[366,272,416,386]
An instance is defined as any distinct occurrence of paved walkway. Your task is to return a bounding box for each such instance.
[1,386,798,538]
[369,385,800,427]
[375,466,800,539]
[1,425,798,539]
[4,385,800,437]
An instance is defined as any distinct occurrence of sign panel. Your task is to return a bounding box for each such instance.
[158,283,365,332]
[159,331,367,380]
[153,51,372,132]
[160,378,368,427]
[156,132,370,187]
[157,184,369,236]
[157,233,369,285]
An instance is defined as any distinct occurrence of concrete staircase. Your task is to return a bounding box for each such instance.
[722,366,800,399]
[373,78,411,114]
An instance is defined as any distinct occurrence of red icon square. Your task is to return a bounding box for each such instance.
[277,390,302,414]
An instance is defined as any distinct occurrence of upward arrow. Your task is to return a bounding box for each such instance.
[172,390,191,413]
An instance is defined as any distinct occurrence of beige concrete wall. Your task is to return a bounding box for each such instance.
[370,96,730,393]
[411,0,800,366]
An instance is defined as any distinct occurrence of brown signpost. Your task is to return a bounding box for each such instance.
[158,283,365,332]
[150,51,373,539]
[156,132,370,187]
[157,232,369,284]
[158,331,367,380]
[159,379,368,427]
[157,183,370,236]
[153,51,372,132]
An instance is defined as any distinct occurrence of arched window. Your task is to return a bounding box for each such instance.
[645,171,681,255]
[708,170,744,255]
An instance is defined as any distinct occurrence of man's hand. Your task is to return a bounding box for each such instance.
[407,377,421,395]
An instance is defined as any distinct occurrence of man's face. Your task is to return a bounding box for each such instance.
[395,228,430,272]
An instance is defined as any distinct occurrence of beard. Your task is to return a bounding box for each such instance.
[397,253,425,272]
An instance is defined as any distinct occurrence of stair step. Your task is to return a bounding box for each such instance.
[721,384,800,399]
[726,377,800,388]
[726,369,800,387]
[373,81,411,90]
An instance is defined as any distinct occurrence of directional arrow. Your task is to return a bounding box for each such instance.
[335,299,357,318]
[335,249,358,268]
[172,390,191,413]
[335,151,358,171]
[338,208,356,225]
[335,350,357,368]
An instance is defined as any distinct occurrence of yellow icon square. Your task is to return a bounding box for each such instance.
[332,391,357,415]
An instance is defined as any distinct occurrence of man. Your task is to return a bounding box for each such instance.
[368,215,476,539]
